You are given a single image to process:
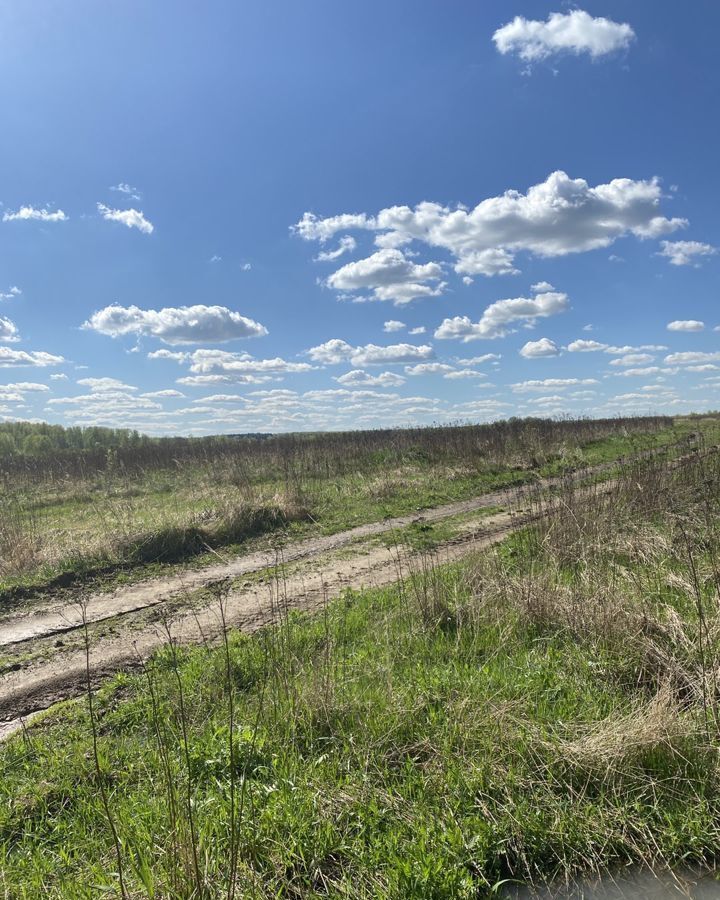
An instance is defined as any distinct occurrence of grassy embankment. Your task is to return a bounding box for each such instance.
[0,415,697,599]
[3,429,720,897]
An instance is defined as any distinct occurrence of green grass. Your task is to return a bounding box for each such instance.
[0,420,701,603]
[4,446,720,897]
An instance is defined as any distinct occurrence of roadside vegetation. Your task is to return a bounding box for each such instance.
[0,415,696,599]
[3,420,720,897]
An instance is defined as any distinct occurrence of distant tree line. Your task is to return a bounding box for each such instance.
[0,422,152,457]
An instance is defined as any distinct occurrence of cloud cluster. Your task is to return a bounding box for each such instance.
[435,290,568,342]
[0,317,20,343]
[326,249,445,305]
[658,241,717,266]
[97,204,154,234]
[307,339,435,367]
[492,10,635,62]
[294,171,684,280]
[0,286,21,302]
[0,347,64,368]
[3,206,67,223]
[84,304,268,345]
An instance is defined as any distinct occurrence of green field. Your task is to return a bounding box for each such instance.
[3,416,720,897]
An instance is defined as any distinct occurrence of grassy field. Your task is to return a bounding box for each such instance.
[3,419,720,897]
[0,415,697,599]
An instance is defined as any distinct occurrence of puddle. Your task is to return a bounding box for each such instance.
[505,869,720,899]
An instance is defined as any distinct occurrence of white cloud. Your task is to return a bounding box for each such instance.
[295,172,684,280]
[77,377,138,392]
[443,369,488,380]
[567,339,606,352]
[456,353,501,365]
[210,255,222,263]
[409,326,426,335]
[97,203,154,234]
[608,353,655,367]
[404,363,455,376]
[315,236,357,262]
[307,339,435,367]
[664,351,720,366]
[434,290,568,342]
[327,249,445,305]
[530,281,554,292]
[667,319,704,332]
[0,347,65,368]
[241,263,252,271]
[0,286,21,302]
[50,373,68,381]
[658,241,717,266]
[84,304,268,345]
[493,10,635,62]
[3,206,67,223]
[512,378,598,393]
[519,337,560,358]
[148,349,189,362]
[142,389,185,398]
[0,382,49,393]
[0,317,20,343]
[292,212,375,242]
[334,370,406,387]
[383,320,406,333]
[186,349,316,376]
[177,374,272,387]
[110,183,141,200]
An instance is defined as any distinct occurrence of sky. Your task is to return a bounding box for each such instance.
[0,0,719,435]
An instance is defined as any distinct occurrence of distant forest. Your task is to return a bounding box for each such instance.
[0,421,153,457]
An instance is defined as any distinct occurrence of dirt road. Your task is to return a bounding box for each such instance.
[0,439,704,741]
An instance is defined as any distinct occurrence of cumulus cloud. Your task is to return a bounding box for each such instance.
[294,171,683,279]
[77,377,138,392]
[658,241,717,266]
[383,320,406,333]
[567,339,606,352]
[334,370,406,388]
[404,363,455,376]
[519,337,560,358]
[0,317,20,343]
[608,353,655,367]
[664,351,720,366]
[0,347,65,368]
[97,203,154,234]
[667,319,704,332]
[512,378,598,393]
[327,249,445,305]
[185,349,316,377]
[3,206,67,223]
[84,304,268,345]
[307,339,435,367]
[409,326,426,335]
[435,290,568,342]
[314,236,357,262]
[493,10,635,62]
[0,286,21,302]
[456,353,501,365]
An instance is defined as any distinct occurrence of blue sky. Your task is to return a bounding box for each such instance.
[1,0,719,434]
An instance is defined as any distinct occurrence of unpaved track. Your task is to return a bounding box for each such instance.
[0,438,706,739]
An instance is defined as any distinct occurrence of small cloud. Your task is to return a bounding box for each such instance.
[3,206,67,223]
[110,183,142,201]
[609,254,625,263]
[667,320,704,332]
[314,236,357,263]
[97,203,154,234]
[409,326,426,335]
[210,255,222,263]
[0,286,21,302]
[519,337,560,358]
[241,262,252,271]
[658,240,717,267]
[383,320,406,333]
